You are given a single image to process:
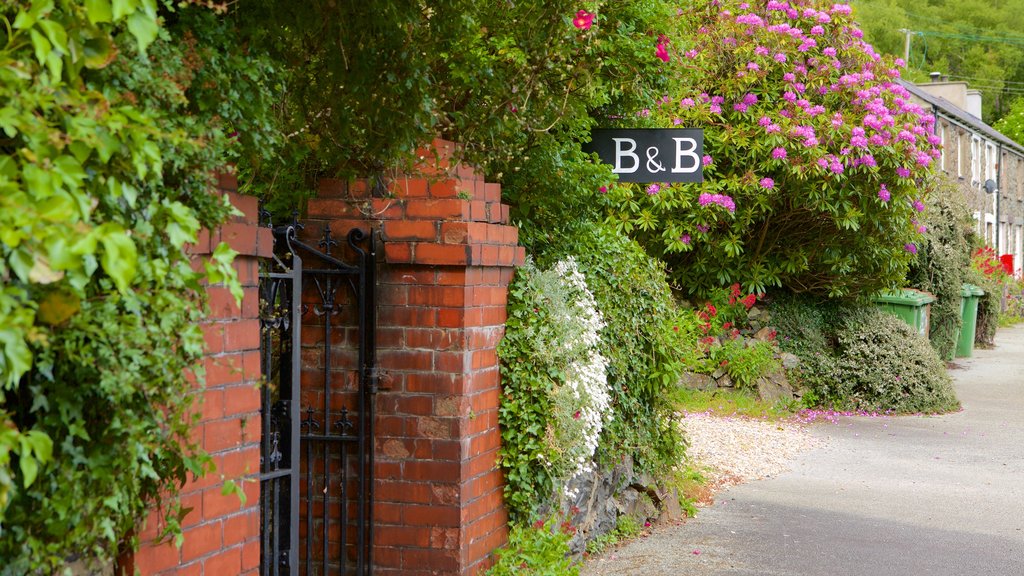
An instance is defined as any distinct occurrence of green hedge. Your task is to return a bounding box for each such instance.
[906,177,974,360]
[772,294,959,413]
[499,222,688,520]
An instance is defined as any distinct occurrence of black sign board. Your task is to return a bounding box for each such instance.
[585,128,704,183]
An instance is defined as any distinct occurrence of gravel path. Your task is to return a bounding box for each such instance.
[581,411,825,575]
[679,412,824,488]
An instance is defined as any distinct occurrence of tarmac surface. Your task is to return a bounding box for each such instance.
[582,323,1024,576]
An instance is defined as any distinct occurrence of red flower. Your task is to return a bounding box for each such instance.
[573,9,594,30]
[706,304,718,317]
[722,322,732,330]
[731,283,741,297]
[742,294,757,309]
[656,42,670,63]
[697,311,709,322]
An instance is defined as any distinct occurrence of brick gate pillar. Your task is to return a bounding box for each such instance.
[306,139,524,575]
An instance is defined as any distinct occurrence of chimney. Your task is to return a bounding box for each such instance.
[966,89,982,120]
[930,71,942,82]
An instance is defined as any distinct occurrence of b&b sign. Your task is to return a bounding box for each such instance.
[585,128,704,183]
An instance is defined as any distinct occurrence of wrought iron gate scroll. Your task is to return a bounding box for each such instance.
[259,215,377,576]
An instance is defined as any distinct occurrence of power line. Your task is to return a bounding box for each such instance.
[948,75,1024,87]
[912,29,1024,46]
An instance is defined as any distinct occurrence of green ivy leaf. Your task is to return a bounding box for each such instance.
[84,0,114,24]
[96,223,138,293]
[0,327,33,391]
[126,11,158,54]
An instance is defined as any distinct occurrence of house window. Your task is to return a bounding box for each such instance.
[957,133,964,178]
[940,125,946,171]
[971,136,982,185]
[986,142,997,184]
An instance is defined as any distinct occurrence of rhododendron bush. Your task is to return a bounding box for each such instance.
[603,0,941,297]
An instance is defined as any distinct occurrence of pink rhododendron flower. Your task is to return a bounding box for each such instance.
[681,234,691,245]
[647,183,661,195]
[878,184,890,201]
[896,167,911,178]
[772,147,787,159]
[573,9,594,30]
[913,199,925,212]
[703,154,713,166]
[904,243,917,254]
[760,177,775,189]
[699,193,736,212]
[680,97,695,108]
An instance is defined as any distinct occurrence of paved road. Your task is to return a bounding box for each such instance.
[583,324,1024,575]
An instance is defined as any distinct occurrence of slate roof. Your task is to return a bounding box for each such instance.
[898,79,1024,157]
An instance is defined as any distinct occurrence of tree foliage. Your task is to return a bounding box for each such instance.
[853,0,1024,122]
[0,1,276,570]
[233,0,673,221]
[606,0,939,297]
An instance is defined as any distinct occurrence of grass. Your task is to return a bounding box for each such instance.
[670,386,802,420]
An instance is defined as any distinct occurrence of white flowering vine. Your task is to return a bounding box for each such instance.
[548,258,612,496]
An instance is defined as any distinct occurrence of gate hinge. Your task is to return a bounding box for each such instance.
[365,365,382,394]
[272,399,291,420]
[279,550,290,568]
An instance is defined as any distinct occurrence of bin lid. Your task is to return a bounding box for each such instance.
[961,283,985,297]
[873,288,936,306]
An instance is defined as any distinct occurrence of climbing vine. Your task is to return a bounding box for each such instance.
[0,0,277,570]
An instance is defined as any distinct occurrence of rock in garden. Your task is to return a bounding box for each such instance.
[756,369,794,402]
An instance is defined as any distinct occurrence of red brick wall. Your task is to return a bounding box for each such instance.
[121,175,271,575]
[305,139,524,575]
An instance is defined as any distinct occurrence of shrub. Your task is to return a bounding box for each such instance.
[604,0,939,298]
[906,176,974,360]
[771,294,958,413]
[498,259,607,520]
[534,223,689,477]
[969,246,1009,347]
[686,286,781,389]
[834,307,958,413]
[487,516,578,576]
[499,223,690,520]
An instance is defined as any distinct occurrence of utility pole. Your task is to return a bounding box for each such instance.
[898,28,913,63]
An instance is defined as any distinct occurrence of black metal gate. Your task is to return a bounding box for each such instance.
[259,216,377,576]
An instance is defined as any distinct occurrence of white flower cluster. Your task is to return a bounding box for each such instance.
[550,258,612,498]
